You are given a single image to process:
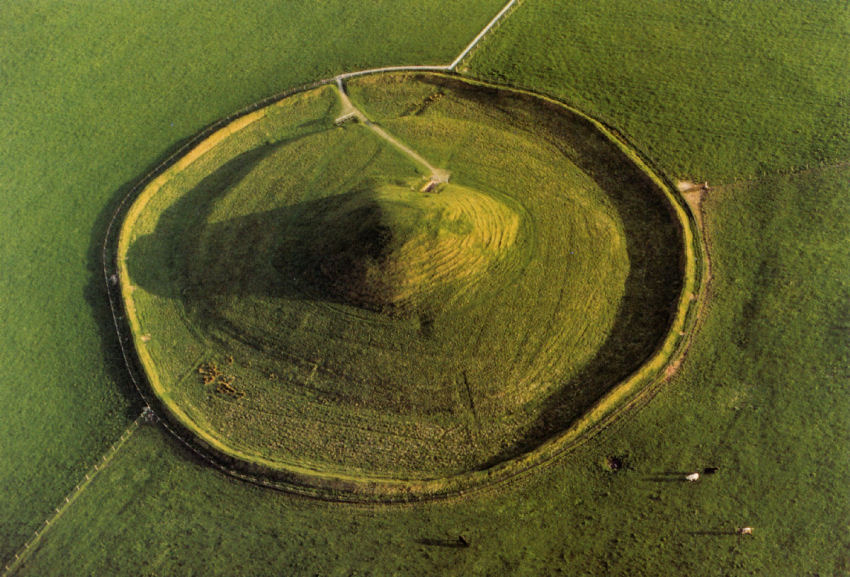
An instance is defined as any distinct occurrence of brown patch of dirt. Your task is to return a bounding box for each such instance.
[665,358,683,379]
[676,180,698,192]
[677,180,710,231]
[677,179,713,292]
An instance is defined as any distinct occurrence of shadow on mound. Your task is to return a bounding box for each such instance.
[126,172,482,321]
[125,160,412,314]
[127,136,515,322]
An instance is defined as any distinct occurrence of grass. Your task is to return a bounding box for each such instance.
[468,0,850,182]
[118,73,690,489]
[3,0,848,574]
[13,159,850,577]
[0,0,508,561]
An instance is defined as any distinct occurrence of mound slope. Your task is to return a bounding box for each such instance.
[292,183,519,315]
[117,73,695,496]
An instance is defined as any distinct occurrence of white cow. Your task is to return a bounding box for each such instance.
[685,472,700,482]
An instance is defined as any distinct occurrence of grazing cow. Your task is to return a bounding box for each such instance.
[685,472,700,482]
[738,527,753,535]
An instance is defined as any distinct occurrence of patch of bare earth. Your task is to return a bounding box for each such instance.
[677,180,709,230]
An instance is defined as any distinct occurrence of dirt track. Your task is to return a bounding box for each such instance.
[335,77,450,182]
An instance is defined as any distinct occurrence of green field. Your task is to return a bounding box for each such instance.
[2,0,848,575]
[468,0,850,181]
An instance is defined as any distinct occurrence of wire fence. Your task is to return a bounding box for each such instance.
[2,416,143,577]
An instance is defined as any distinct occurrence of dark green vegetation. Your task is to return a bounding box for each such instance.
[0,0,506,561]
[4,0,848,575]
[119,73,689,488]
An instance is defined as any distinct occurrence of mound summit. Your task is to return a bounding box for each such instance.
[290,183,519,316]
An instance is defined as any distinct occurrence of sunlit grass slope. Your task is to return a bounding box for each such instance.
[0,0,506,559]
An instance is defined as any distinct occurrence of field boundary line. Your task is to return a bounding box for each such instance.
[2,415,143,577]
[337,65,449,81]
[449,0,517,70]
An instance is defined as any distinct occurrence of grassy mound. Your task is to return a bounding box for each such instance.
[280,182,519,315]
[118,73,691,492]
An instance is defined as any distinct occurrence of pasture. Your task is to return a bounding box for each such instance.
[468,0,850,181]
[2,0,848,575]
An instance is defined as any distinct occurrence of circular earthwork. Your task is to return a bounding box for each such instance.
[114,72,702,500]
